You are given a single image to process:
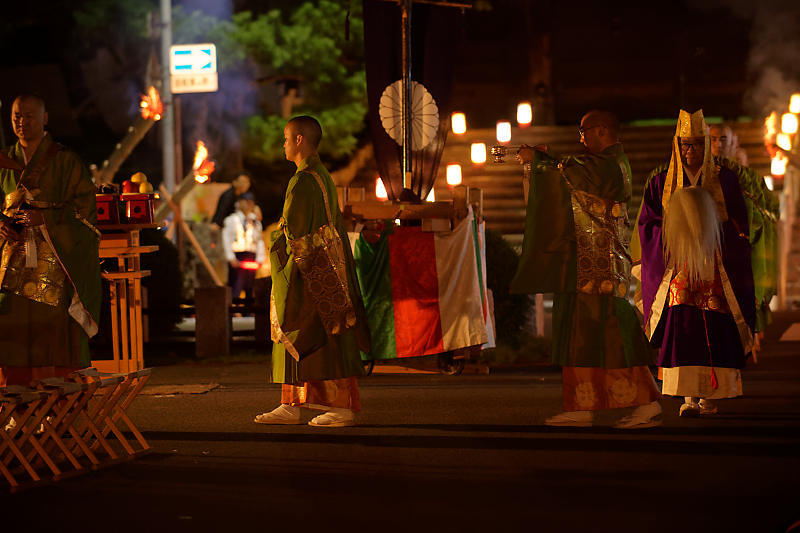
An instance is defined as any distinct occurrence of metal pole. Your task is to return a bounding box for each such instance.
[160,0,176,194]
[400,0,412,191]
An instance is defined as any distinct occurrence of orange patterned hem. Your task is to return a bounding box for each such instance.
[562,365,660,412]
[281,377,361,412]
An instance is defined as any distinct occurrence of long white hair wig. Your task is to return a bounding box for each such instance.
[663,186,722,284]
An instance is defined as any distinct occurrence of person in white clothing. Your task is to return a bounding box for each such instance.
[222,191,266,298]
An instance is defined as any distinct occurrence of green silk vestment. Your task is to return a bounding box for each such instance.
[0,134,101,367]
[511,144,653,368]
[269,155,369,383]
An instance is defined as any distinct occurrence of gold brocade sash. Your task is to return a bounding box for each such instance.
[568,188,632,298]
[0,227,65,306]
[668,269,729,314]
[270,169,356,362]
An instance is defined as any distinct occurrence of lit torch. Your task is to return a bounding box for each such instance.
[191,141,215,184]
[154,139,216,223]
[139,86,163,121]
[96,86,164,184]
[764,111,779,155]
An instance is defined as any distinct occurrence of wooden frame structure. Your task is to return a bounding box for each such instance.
[0,368,152,492]
[96,224,159,373]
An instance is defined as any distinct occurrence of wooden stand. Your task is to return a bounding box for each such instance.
[95,224,159,373]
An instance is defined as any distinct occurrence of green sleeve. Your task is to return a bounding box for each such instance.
[46,151,101,322]
[283,171,323,241]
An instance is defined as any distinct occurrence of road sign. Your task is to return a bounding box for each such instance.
[170,44,217,75]
[171,73,218,94]
[170,43,218,94]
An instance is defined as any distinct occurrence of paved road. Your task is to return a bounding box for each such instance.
[4,314,800,532]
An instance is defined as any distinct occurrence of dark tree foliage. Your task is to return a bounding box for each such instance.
[140,229,184,338]
[484,228,532,349]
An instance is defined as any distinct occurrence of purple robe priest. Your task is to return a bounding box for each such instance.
[637,110,755,416]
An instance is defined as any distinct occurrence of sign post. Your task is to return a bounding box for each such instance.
[168,42,218,263]
[160,0,175,194]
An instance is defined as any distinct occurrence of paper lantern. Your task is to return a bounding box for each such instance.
[375,177,388,200]
[471,143,487,164]
[451,112,467,135]
[516,102,532,127]
[446,163,462,186]
[496,121,511,143]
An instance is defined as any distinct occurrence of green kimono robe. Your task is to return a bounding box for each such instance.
[0,134,101,368]
[510,144,653,369]
[718,158,779,332]
[269,155,369,383]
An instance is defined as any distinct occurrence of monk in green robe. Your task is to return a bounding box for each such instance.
[254,116,369,428]
[0,94,101,387]
[511,110,661,428]
[709,123,779,351]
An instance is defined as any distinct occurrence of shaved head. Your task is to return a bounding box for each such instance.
[14,93,46,112]
[582,110,619,140]
[287,115,322,149]
[579,109,619,153]
[709,123,734,158]
[11,93,48,146]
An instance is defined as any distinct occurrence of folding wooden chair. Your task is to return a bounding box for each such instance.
[0,386,62,491]
[68,372,126,463]
[30,378,102,474]
[71,368,152,465]
[101,368,152,458]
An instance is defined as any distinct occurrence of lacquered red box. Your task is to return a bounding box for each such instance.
[95,194,120,225]
[122,193,155,223]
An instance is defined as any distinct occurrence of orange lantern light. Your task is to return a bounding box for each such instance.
[771,152,788,177]
[471,143,487,165]
[791,93,800,114]
[446,163,462,186]
[375,177,388,200]
[496,121,511,143]
[777,133,792,151]
[516,101,533,127]
[451,112,467,135]
[781,112,798,135]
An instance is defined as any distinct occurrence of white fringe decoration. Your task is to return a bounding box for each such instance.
[663,186,721,284]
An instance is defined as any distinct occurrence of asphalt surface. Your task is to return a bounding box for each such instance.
[3,313,800,532]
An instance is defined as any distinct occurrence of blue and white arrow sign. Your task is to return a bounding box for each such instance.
[170,44,217,75]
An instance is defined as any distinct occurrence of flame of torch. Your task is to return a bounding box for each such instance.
[771,151,788,177]
[765,111,779,146]
[96,86,164,184]
[192,141,215,183]
[140,86,163,121]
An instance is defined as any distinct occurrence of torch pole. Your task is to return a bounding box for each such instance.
[97,116,157,184]
[154,169,197,222]
[159,184,224,287]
